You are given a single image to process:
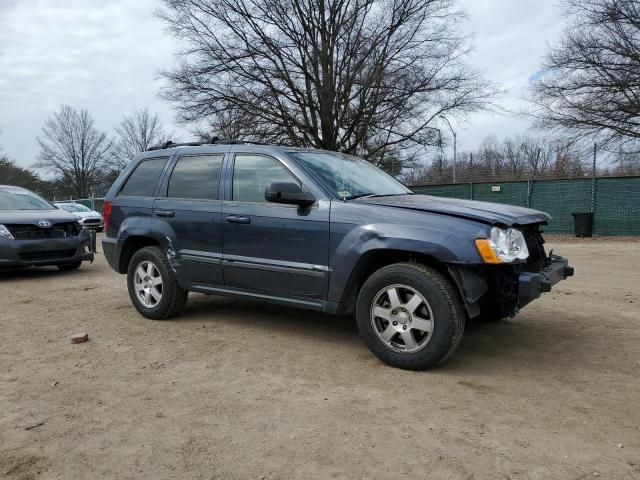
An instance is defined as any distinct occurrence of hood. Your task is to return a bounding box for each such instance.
[0,208,80,226]
[357,194,550,226]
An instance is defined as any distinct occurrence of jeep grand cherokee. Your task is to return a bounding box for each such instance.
[102,140,573,370]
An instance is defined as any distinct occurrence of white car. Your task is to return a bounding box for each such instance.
[55,202,104,232]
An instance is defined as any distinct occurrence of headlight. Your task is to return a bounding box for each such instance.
[475,227,529,264]
[0,224,14,240]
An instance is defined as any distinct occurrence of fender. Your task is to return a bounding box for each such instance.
[327,209,490,306]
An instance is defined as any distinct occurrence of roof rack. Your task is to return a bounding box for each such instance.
[146,136,260,151]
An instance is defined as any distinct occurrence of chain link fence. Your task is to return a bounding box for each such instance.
[411,176,640,235]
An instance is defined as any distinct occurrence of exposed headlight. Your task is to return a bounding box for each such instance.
[0,224,14,240]
[475,227,529,263]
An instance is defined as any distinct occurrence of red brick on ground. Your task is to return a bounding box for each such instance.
[70,333,89,344]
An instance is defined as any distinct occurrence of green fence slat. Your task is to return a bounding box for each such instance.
[472,182,529,207]
[530,179,592,234]
[412,184,470,199]
[594,178,640,236]
[411,177,640,236]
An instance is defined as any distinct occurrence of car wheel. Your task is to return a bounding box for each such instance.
[57,261,82,271]
[96,227,104,233]
[356,262,465,370]
[127,246,188,320]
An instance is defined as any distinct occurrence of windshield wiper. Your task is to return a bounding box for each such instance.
[344,192,413,200]
[344,193,376,200]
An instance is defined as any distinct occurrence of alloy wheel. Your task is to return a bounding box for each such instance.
[370,284,435,353]
[134,260,163,308]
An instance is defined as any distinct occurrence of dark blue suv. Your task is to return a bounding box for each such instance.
[103,140,573,369]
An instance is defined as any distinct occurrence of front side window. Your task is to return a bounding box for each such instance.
[232,155,300,203]
[119,157,168,197]
[168,155,223,200]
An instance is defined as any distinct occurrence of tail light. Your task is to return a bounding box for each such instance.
[102,201,113,235]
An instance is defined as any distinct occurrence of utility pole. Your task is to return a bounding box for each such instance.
[470,152,474,200]
[439,115,457,184]
[592,142,597,213]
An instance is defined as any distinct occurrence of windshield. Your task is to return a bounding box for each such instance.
[289,151,412,200]
[0,189,55,210]
[58,203,91,212]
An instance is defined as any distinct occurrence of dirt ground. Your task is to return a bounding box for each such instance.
[1,238,639,480]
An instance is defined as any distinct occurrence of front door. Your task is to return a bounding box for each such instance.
[153,153,225,286]
[222,154,330,299]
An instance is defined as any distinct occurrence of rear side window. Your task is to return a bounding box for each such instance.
[167,155,223,200]
[119,157,168,197]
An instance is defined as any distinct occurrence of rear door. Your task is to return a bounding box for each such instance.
[152,153,225,286]
[221,153,330,300]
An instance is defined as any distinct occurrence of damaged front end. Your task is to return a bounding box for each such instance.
[450,225,574,319]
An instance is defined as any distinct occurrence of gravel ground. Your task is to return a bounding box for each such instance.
[1,238,639,479]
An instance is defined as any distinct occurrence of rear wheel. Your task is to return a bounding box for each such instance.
[356,263,465,370]
[127,246,188,320]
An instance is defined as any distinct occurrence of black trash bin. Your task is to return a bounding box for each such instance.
[571,212,593,237]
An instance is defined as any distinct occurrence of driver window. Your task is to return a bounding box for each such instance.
[232,155,300,203]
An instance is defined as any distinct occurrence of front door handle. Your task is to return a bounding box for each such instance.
[155,210,175,218]
[226,215,251,224]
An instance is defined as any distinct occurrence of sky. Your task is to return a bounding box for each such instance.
[0,0,565,171]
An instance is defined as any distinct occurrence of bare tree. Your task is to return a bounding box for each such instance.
[113,108,171,169]
[36,105,112,198]
[530,0,640,151]
[158,0,496,169]
[405,135,590,185]
[194,108,281,143]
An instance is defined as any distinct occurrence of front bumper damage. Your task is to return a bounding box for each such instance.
[449,253,575,319]
[518,254,574,308]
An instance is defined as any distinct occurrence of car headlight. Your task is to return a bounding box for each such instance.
[0,224,14,240]
[475,227,529,264]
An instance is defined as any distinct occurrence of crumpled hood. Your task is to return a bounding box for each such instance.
[357,194,551,226]
[0,209,80,225]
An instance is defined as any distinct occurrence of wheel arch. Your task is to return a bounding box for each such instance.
[337,249,456,315]
[117,236,161,273]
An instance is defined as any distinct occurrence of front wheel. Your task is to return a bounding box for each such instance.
[127,246,188,320]
[356,263,465,370]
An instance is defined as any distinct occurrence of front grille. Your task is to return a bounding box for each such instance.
[19,249,77,262]
[7,222,80,240]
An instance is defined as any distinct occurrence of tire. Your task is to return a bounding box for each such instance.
[96,227,104,233]
[356,262,465,370]
[126,246,188,320]
[57,261,82,271]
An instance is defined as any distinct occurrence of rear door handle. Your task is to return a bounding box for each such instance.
[226,215,251,224]
[154,210,175,218]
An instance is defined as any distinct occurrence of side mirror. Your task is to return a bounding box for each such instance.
[265,182,315,206]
